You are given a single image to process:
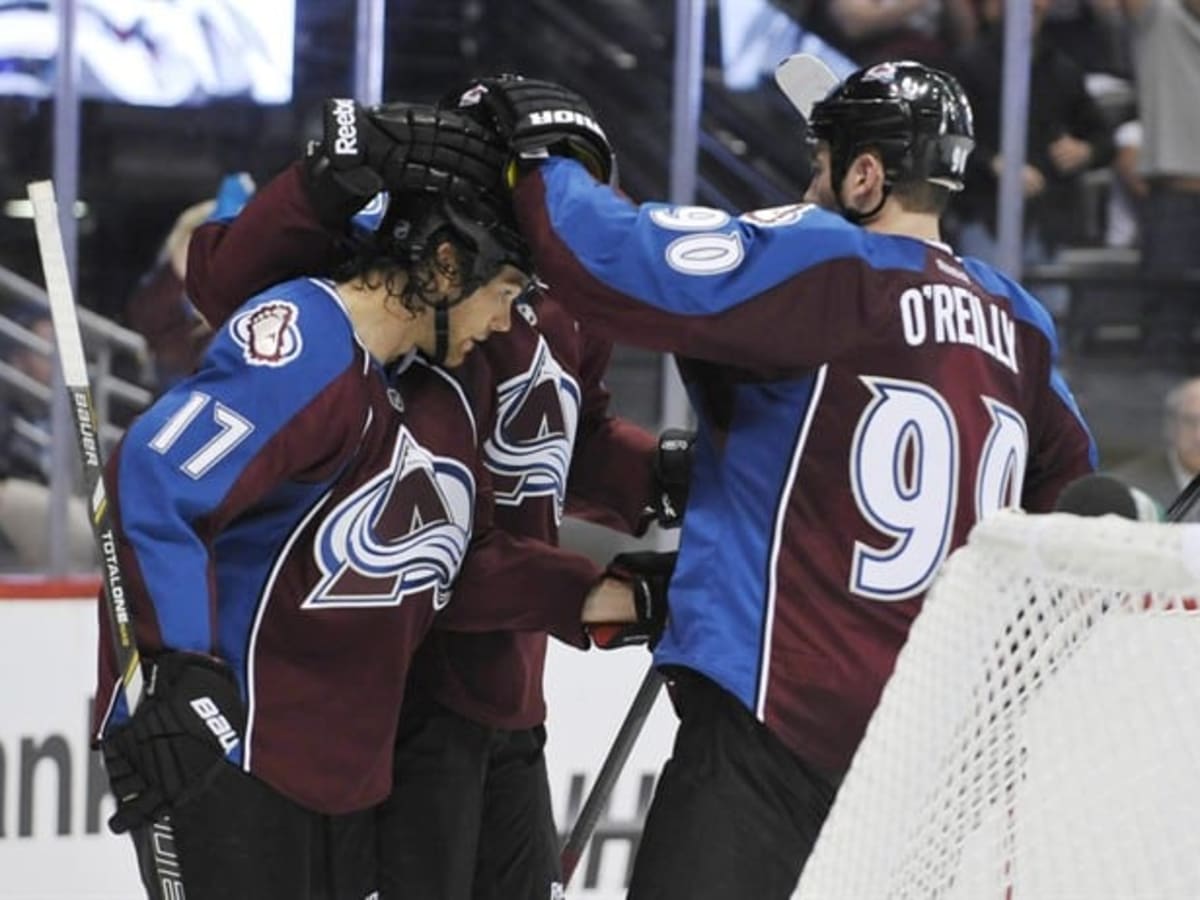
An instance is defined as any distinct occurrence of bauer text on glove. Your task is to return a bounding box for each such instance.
[101,651,246,834]
[443,74,615,185]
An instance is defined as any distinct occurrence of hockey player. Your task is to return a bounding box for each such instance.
[181,98,687,899]
[93,103,645,900]
[467,62,1098,897]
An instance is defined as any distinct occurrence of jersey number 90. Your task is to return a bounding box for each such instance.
[849,376,1027,602]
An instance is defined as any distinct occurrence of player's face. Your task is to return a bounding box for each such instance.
[440,264,529,367]
[804,143,838,211]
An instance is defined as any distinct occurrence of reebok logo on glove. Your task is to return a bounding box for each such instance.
[331,98,359,156]
[527,109,607,140]
[190,696,240,755]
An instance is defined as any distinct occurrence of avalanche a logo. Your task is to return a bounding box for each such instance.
[302,426,474,609]
[484,337,580,521]
[230,299,302,367]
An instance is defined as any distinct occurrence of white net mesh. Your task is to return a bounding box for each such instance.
[795,510,1200,900]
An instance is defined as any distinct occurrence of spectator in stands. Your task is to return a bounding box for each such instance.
[1105,117,1146,248]
[1119,0,1200,367]
[124,200,213,391]
[1111,376,1200,508]
[1041,0,1132,77]
[810,0,978,68]
[950,0,1116,299]
[0,312,94,570]
[124,174,253,391]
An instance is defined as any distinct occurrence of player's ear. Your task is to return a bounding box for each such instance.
[431,240,462,293]
[846,151,885,209]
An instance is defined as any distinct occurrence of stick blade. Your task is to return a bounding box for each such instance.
[774,53,839,121]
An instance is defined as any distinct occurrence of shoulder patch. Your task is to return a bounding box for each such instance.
[740,204,815,228]
[230,299,303,368]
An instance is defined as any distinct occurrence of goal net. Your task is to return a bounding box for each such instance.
[795,509,1200,900]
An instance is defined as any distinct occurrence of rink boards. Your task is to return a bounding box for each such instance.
[0,579,679,900]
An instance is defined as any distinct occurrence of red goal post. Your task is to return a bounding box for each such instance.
[796,509,1200,899]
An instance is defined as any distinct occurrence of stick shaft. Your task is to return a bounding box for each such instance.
[28,180,186,900]
[1165,470,1200,523]
[560,666,664,886]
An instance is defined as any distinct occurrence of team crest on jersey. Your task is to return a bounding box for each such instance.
[303,426,474,609]
[484,337,580,522]
[230,300,302,367]
[740,204,815,228]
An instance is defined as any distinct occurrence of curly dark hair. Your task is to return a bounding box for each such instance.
[333,192,486,313]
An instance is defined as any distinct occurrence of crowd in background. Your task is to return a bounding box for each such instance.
[796,0,1198,286]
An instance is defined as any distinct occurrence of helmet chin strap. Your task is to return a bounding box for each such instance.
[428,281,475,366]
[836,178,890,225]
[433,305,450,364]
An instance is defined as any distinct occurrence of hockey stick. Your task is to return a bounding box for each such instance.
[28,181,186,900]
[1165,470,1200,523]
[560,665,665,887]
[774,53,839,121]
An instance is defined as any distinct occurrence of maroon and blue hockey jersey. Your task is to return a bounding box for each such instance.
[185,163,658,730]
[94,275,598,814]
[514,158,1097,773]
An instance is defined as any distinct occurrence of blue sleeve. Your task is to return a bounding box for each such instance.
[531,158,883,309]
[514,159,919,367]
[116,281,357,653]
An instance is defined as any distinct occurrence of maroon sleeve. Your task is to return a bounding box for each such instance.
[564,324,658,533]
[186,162,345,329]
[437,525,601,649]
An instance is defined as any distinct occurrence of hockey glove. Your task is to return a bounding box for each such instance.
[304,98,391,225]
[366,101,514,200]
[443,75,615,186]
[304,99,511,226]
[648,428,695,529]
[102,652,245,834]
[589,551,676,650]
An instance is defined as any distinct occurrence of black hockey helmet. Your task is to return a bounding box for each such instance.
[344,101,532,364]
[362,102,533,287]
[808,60,975,204]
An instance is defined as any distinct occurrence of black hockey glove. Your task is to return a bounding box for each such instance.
[366,101,513,200]
[304,97,391,225]
[102,652,245,835]
[443,75,615,185]
[648,428,695,529]
[589,551,676,650]
[304,99,511,226]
